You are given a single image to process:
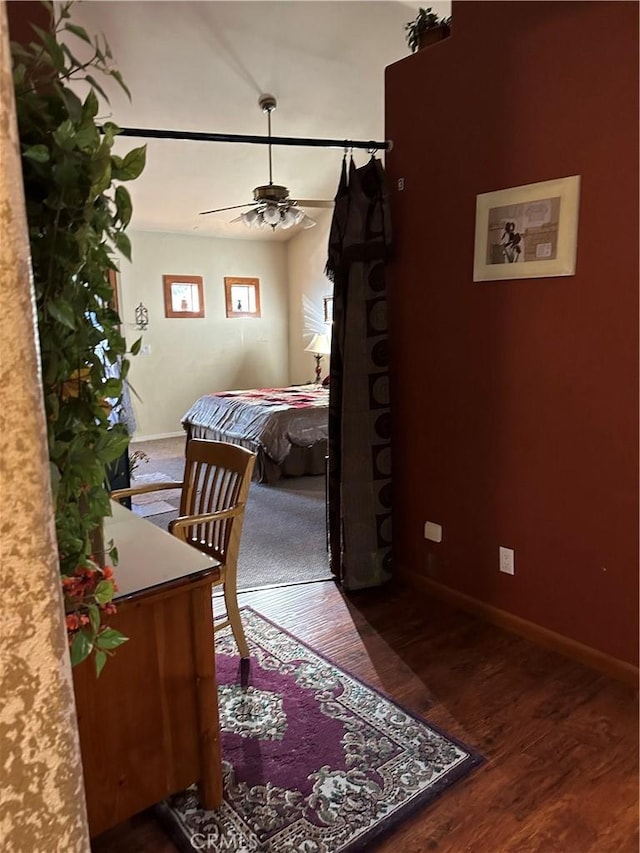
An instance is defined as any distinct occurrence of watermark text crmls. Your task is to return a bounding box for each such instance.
[190,832,236,850]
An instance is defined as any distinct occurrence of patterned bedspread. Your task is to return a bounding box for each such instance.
[181,386,329,464]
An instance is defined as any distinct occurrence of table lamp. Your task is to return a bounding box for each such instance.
[305,333,331,384]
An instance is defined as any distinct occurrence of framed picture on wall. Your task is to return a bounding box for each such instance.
[163,275,205,318]
[473,175,581,282]
[323,295,333,324]
[224,277,261,318]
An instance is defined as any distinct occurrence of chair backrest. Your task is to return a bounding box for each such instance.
[179,439,256,563]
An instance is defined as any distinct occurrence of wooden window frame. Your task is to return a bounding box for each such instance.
[163,275,205,318]
[323,295,333,324]
[224,277,261,319]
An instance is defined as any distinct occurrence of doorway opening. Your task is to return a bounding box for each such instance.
[128,436,333,592]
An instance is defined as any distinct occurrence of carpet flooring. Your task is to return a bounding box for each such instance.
[129,437,333,592]
[157,609,484,852]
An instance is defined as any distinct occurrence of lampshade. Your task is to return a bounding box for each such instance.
[305,333,331,355]
[240,203,315,231]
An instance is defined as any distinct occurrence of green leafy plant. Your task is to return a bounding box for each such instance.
[11,1,146,675]
[405,7,452,53]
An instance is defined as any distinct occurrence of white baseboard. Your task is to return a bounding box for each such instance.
[130,430,185,443]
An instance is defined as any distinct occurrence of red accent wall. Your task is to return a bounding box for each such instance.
[385,1,638,665]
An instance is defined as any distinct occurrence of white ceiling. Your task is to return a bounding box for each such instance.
[66,1,449,241]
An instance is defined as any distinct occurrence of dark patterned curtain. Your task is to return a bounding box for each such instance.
[325,156,392,590]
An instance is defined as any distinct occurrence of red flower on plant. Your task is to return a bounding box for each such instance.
[66,613,80,632]
[64,562,119,648]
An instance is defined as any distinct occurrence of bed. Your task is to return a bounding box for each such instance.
[181,385,329,483]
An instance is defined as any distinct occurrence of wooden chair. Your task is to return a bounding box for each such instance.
[112,439,256,658]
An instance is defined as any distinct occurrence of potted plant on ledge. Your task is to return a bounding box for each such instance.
[405,7,452,53]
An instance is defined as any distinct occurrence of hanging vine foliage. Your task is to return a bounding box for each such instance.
[11,1,145,674]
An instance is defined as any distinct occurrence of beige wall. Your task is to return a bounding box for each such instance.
[0,5,90,848]
[119,230,290,439]
[287,210,333,384]
[120,220,335,439]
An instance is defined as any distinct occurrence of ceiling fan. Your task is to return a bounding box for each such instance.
[199,94,333,231]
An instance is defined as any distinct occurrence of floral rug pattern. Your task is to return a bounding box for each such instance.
[158,608,483,852]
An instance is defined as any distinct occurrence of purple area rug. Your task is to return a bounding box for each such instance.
[157,608,483,852]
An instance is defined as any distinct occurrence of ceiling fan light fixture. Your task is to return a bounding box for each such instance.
[241,208,259,227]
[290,207,305,225]
[262,204,281,226]
[280,208,297,229]
[200,96,328,231]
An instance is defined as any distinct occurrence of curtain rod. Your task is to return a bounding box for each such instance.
[115,126,392,151]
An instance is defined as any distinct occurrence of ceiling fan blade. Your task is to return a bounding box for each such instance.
[295,199,334,209]
[199,202,254,216]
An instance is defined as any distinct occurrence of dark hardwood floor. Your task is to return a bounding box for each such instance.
[92,579,638,853]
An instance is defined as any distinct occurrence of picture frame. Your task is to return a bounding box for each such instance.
[224,277,261,318]
[473,175,581,282]
[163,275,205,318]
[323,295,333,324]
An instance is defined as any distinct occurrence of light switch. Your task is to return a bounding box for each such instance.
[424,521,442,543]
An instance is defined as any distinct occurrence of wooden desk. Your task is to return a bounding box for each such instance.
[73,502,222,837]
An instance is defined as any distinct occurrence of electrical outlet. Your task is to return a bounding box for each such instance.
[424,521,442,543]
[397,177,405,191]
[499,546,515,575]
